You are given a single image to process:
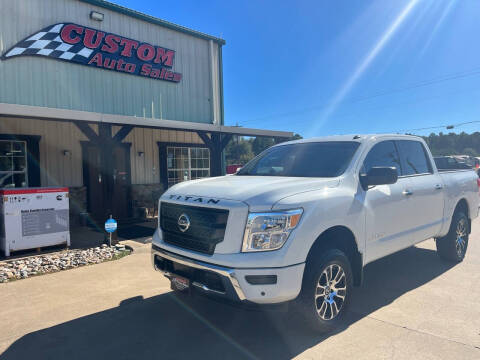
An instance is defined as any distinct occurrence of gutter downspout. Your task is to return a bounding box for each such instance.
[219,44,226,174]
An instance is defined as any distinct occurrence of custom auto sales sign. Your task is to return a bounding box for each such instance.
[2,23,182,83]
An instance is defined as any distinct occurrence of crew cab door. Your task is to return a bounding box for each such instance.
[362,140,416,263]
[395,140,444,242]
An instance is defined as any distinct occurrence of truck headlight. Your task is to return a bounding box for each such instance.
[242,209,303,252]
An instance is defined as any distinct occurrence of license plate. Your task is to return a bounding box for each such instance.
[170,275,190,291]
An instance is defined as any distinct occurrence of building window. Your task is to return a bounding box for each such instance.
[167,146,210,187]
[0,140,28,188]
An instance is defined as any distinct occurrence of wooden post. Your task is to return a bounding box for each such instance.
[196,132,232,177]
[98,124,114,218]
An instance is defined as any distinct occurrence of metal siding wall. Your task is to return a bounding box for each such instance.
[210,41,221,125]
[0,0,219,124]
[0,117,88,187]
[0,118,204,187]
[122,126,204,185]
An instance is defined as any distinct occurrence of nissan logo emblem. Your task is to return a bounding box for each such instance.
[177,213,191,232]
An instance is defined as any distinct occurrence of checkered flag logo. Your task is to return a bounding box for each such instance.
[2,22,183,83]
[3,23,93,61]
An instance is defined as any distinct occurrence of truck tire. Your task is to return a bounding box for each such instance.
[436,211,469,262]
[292,249,353,332]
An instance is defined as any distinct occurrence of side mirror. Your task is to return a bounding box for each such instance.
[360,167,398,190]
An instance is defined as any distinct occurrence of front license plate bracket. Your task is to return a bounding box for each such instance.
[170,274,190,292]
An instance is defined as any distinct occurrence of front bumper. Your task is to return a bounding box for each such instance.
[151,245,305,304]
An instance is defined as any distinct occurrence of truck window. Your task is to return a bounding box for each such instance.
[237,141,360,178]
[433,157,448,170]
[362,140,401,175]
[396,140,433,176]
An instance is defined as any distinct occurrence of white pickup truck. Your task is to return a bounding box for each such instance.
[152,134,479,331]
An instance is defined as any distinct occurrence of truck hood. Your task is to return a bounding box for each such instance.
[164,175,340,208]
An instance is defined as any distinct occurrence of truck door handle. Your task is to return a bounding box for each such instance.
[402,189,413,196]
[435,184,443,190]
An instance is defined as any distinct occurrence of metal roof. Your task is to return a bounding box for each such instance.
[80,0,226,45]
[0,103,293,138]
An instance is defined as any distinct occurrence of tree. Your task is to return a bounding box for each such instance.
[274,133,303,145]
[225,133,304,165]
[225,137,254,165]
[251,137,275,155]
[463,147,477,157]
[422,131,480,156]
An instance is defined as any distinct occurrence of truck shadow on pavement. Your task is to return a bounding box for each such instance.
[1,246,455,360]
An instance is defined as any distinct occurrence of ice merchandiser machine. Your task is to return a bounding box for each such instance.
[0,187,70,257]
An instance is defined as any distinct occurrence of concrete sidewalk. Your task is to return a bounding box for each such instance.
[0,225,479,359]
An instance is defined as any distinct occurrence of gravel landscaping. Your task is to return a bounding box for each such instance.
[0,244,131,283]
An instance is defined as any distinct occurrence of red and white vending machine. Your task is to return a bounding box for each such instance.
[0,187,70,257]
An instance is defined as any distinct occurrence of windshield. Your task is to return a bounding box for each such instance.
[236,141,360,177]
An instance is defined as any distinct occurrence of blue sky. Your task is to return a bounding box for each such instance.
[115,0,480,138]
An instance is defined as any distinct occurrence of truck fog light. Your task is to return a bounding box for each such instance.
[242,209,303,252]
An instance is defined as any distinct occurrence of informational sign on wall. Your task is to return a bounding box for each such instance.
[2,23,182,83]
[21,208,69,237]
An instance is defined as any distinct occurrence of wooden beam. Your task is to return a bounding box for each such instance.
[209,133,222,177]
[196,131,214,149]
[220,134,232,150]
[196,131,232,176]
[98,123,112,140]
[112,125,133,143]
[74,122,99,143]
[1,103,294,138]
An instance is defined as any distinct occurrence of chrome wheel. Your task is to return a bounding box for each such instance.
[315,264,346,320]
[455,218,467,258]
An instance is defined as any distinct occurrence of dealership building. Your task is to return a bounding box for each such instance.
[0,0,292,225]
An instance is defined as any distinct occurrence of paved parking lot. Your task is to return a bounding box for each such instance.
[0,221,479,359]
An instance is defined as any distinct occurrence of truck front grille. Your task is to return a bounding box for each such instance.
[160,202,229,255]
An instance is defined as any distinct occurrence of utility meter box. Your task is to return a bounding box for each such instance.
[0,187,70,257]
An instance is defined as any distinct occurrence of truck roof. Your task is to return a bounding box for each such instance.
[277,133,423,146]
